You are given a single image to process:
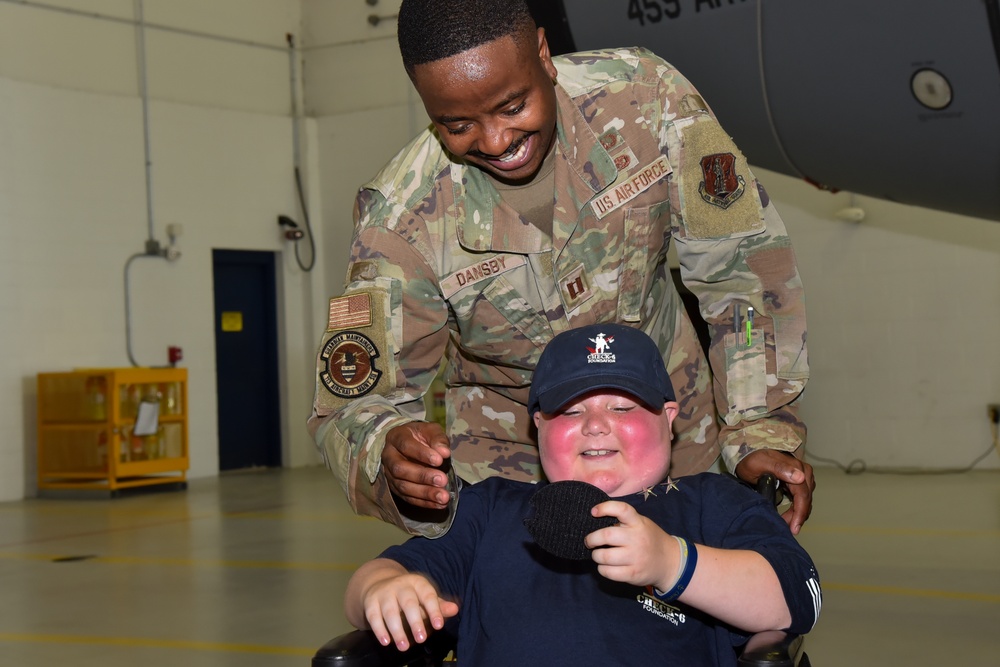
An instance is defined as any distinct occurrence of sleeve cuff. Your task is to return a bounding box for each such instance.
[720,420,802,473]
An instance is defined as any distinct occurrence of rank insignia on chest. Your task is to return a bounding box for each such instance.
[698,153,746,209]
[560,263,594,313]
[319,331,382,399]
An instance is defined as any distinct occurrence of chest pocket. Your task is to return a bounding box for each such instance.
[449,274,551,368]
[618,201,671,322]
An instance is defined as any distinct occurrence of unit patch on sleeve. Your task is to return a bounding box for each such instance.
[698,153,746,209]
[677,118,764,239]
[314,288,392,412]
[319,331,382,399]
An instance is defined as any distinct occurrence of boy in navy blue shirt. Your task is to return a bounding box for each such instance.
[345,324,820,666]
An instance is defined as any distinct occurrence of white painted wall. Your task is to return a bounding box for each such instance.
[765,176,1000,471]
[2,0,997,503]
[0,0,328,502]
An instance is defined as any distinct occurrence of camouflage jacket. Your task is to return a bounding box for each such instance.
[308,48,808,537]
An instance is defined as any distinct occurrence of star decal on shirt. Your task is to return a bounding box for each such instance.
[637,478,680,501]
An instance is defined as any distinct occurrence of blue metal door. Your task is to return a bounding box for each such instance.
[212,249,281,470]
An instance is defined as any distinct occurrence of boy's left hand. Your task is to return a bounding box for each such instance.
[584,501,677,591]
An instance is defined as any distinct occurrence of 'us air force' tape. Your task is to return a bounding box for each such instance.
[590,156,672,220]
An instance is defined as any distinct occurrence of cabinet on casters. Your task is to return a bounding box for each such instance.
[36,367,188,496]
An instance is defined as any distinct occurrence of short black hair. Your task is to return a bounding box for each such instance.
[398,0,537,75]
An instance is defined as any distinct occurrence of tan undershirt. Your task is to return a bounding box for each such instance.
[488,142,557,237]
[486,142,560,317]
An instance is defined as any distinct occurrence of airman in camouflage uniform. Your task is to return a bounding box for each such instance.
[308,8,809,538]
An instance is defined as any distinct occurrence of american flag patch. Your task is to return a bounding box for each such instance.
[328,293,371,331]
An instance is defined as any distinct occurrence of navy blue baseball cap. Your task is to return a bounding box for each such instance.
[528,323,675,416]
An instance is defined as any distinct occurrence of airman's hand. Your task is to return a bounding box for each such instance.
[382,422,452,510]
[735,449,815,535]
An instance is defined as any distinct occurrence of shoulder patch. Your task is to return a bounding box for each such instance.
[318,331,382,399]
[327,293,372,331]
[698,153,746,209]
[677,119,764,239]
[314,287,394,413]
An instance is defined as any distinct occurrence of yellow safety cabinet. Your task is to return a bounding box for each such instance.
[36,367,188,495]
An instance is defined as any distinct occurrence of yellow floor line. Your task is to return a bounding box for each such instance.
[0,633,314,656]
[823,581,1000,603]
[803,524,1000,539]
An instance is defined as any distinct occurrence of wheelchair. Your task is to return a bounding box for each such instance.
[313,475,812,667]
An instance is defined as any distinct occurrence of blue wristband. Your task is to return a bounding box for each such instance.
[654,537,698,602]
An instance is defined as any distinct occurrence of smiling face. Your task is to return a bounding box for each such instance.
[533,390,679,497]
[410,27,559,184]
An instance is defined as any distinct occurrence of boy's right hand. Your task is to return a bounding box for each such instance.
[363,572,460,651]
[382,422,453,510]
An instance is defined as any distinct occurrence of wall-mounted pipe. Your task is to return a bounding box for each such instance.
[135,0,154,243]
[123,0,181,367]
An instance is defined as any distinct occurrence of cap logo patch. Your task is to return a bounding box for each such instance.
[698,153,746,209]
[319,331,382,398]
[586,333,616,363]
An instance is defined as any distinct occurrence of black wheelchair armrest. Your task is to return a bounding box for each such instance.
[737,630,808,667]
[312,629,452,667]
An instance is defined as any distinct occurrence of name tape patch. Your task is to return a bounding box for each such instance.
[590,155,672,220]
[440,254,527,299]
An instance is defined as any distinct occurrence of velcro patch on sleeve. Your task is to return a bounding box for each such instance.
[315,289,392,413]
[679,120,765,239]
[327,293,372,331]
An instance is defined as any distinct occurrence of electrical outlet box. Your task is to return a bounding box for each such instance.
[988,404,1000,424]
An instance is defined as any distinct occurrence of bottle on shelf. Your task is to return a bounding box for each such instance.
[85,376,107,421]
[144,430,160,459]
[141,384,159,405]
[161,382,181,415]
[96,431,108,470]
[130,433,146,461]
[121,384,141,419]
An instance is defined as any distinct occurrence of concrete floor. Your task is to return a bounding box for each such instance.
[0,465,997,666]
